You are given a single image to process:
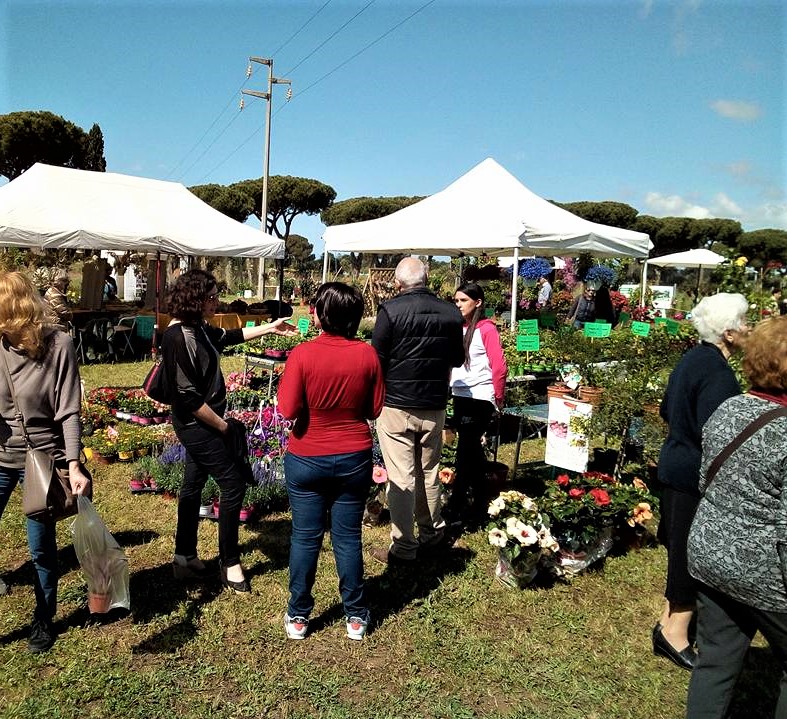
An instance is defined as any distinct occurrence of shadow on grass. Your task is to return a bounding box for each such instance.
[130,516,291,655]
[729,645,781,718]
[306,546,475,637]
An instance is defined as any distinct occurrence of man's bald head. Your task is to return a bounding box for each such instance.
[395,258,427,291]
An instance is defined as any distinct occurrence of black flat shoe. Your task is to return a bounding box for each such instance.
[219,563,251,594]
[652,625,696,671]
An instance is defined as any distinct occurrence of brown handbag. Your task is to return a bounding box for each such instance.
[0,347,90,522]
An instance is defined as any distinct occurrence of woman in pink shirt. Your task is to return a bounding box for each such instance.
[277,282,385,641]
[447,283,507,530]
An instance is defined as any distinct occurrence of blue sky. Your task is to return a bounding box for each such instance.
[1,0,784,253]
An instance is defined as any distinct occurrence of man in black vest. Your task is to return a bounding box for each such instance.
[370,258,465,564]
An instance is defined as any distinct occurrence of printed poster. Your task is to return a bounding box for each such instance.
[545,396,593,473]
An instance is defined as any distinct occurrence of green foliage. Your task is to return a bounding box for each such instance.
[189,183,254,223]
[736,228,787,268]
[233,175,336,239]
[83,123,107,172]
[320,195,423,225]
[0,110,104,179]
[285,233,315,270]
[201,477,220,504]
[555,200,639,229]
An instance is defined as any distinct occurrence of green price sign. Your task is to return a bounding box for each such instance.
[618,311,631,326]
[517,319,539,335]
[516,334,540,351]
[631,321,651,337]
[297,317,310,336]
[665,318,680,335]
[654,317,668,326]
[245,321,256,328]
[584,322,611,338]
[484,308,495,318]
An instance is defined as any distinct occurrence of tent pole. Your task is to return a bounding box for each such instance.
[510,248,520,332]
[640,260,648,308]
[322,249,329,283]
[152,251,161,356]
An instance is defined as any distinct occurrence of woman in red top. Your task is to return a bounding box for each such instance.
[277,282,385,641]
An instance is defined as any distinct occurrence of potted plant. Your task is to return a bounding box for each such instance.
[83,429,118,464]
[200,477,219,517]
[486,490,559,588]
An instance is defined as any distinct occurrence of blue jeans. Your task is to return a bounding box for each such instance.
[0,466,58,620]
[285,450,372,622]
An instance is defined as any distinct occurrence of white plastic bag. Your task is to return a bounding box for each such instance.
[71,495,130,612]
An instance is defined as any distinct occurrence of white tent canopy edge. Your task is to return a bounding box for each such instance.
[639,248,727,307]
[320,158,651,324]
[0,163,284,258]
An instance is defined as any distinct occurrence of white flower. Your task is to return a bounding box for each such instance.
[488,497,506,517]
[538,526,560,553]
[521,496,537,512]
[505,516,520,533]
[488,528,508,548]
[510,523,539,546]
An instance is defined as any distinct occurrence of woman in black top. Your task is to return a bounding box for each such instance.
[161,269,295,592]
[653,293,748,670]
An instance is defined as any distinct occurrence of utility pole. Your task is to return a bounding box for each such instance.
[242,57,291,300]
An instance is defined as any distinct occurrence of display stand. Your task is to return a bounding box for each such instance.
[243,353,287,399]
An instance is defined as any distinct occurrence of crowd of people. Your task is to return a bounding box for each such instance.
[4,261,787,717]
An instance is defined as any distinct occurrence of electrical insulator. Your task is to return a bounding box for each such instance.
[286,87,293,101]
[246,64,252,78]
[239,97,245,111]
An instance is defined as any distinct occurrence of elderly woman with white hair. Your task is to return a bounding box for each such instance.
[652,292,749,671]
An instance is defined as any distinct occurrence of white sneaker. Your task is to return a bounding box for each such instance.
[284,613,309,640]
[346,616,368,641]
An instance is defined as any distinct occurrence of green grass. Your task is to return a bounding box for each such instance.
[0,359,778,718]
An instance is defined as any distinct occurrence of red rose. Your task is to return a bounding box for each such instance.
[590,488,611,506]
[556,474,570,487]
[568,488,585,499]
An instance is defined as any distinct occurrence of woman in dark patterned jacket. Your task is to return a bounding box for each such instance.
[686,316,787,719]
[653,293,749,670]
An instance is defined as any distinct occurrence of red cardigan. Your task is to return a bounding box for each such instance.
[277,333,385,457]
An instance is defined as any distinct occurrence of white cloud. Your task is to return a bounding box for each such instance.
[644,192,711,219]
[722,161,752,178]
[710,100,763,122]
[643,191,787,230]
[712,192,742,216]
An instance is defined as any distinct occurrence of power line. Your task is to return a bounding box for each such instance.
[271,0,334,57]
[295,0,438,98]
[177,109,244,184]
[283,0,377,77]
[193,0,438,182]
[164,70,256,181]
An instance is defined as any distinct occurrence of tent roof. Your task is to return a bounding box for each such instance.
[323,158,652,259]
[646,248,727,268]
[0,163,284,258]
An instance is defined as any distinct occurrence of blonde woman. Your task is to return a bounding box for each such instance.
[0,271,90,653]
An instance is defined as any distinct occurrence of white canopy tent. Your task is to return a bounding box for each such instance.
[0,163,284,258]
[640,248,727,307]
[321,158,651,320]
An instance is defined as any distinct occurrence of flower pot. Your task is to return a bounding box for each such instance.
[199,503,214,518]
[87,591,111,614]
[547,383,570,401]
[239,507,254,523]
[553,527,614,578]
[92,452,115,465]
[83,447,95,460]
[578,386,604,406]
[495,549,542,589]
[135,447,150,457]
[129,480,146,492]
[212,499,220,517]
[117,450,134,462]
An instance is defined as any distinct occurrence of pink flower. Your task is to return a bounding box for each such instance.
[439,467,455,485]
[372,466,388,484]
[568,488,585,499]
[556,474,570,487]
